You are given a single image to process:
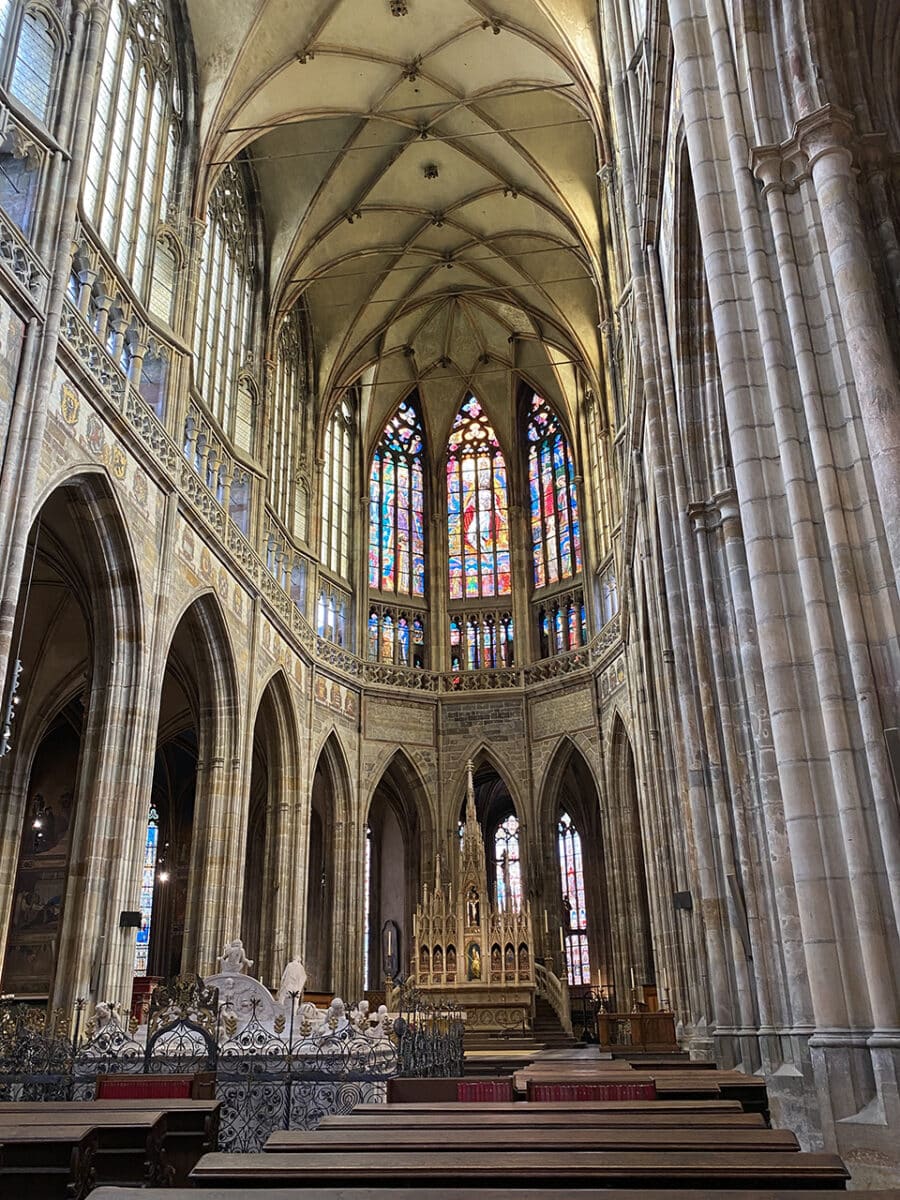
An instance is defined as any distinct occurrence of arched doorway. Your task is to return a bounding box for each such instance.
[305,733,348,993]
[540,741,613,999]
[135,595,240,985]
[0,474,142,1009]
[364,751,430,988]
[241,673,299,986]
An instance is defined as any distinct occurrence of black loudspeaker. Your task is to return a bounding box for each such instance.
[673,890,693,912]
[119,910,142,928]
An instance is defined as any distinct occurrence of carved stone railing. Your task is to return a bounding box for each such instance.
[534,961,573,1037]
[0,205,48,305]
[58,299,623,697]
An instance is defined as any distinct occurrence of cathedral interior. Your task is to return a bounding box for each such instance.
[0,0,897,1183]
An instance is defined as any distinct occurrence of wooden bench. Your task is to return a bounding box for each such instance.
[388,1076,513,1102]
[0,1108,169,1186]
[320,1109,767,1129]
[0,1123,97,1200]
[352,1099,746,1114]
[189,1148,850,1188]
[89,1190,898,1200]
[0,1098,219,1185]
[263,1127,799,1154]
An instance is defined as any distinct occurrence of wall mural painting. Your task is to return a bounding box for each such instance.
[3,722,80,996]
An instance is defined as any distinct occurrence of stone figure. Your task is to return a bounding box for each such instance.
[466,886,480,927]
[220,937,253,974]
[276,954,307,1006]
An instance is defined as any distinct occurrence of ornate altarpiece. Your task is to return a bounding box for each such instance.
[410,761,535,1032]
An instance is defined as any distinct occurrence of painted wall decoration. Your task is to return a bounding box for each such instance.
[2,721,80,996]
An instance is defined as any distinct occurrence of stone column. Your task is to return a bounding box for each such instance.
[796,106,900,586]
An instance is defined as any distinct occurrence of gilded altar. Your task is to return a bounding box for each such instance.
[410,761,535,1032]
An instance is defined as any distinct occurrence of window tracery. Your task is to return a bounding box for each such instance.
[194,160,256,443]
[368,398,425,597]
[270,308,307,539]
[537,592,586,658]
[449,611,513,671]
[527,393,581,588]
[367,604,425,668]
[447,395,510,600]
[83,0,181,305]
[320,396,353,579]
[0,2,63,125]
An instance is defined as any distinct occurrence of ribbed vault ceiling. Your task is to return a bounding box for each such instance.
[187,0,607,447]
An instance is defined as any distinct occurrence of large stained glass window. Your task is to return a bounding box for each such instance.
[558,810,590,986]
[133,805,159,976]
[494,813,522,912]
[369,400,425,596]
[527,394,581,588]
[447,396,510,599]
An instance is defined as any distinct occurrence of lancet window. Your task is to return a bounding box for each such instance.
[449,611,513,672]
[558,810,590,986]
[493,813,521,912]
[447,396,510,600]
[537,593,587,658]
[316,583,348,646]
[367,605,425,668]
[320,397,353,579]
[527,393,581,588]
[83,0,181,306]
[270,308,307,540]
[0,1,63,125]
[194,160,256,448]
[368,399,425,597]
[133,804,159,976]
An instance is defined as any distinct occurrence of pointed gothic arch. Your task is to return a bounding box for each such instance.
[0,470,145,1008]
[241,668,301,984]
[537,736,612,993]
[363,747,434,987]
[607,714,654,1001]
[305,729,352,992]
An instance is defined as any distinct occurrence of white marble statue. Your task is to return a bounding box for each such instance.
[220,937,253,974]
[276,954,307,1007]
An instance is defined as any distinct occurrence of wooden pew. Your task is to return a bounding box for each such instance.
[319,1109,768,1129]
[0,1097,219,1185]
[264,1127,799,1154]
[354,1099,746,1114]
[90,1190,899,1200]
[0,1123,97,1200]
[387,1076,513,1102]
[0,1108,169,1186]
[189,1148,850,1189]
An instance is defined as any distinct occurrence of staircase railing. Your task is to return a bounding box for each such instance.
[534,960,573,1037]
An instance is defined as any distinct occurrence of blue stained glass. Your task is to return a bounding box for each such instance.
[528,394,580,589]
[369,400,425,596]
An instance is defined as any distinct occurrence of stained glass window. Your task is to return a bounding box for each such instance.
[527,394,581,588]
[447,395,510,599]
[369,400,425,596]
[133,805,159,976]
[494,813,522,912]
[456,611,514,670]
[558,810,590,986]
